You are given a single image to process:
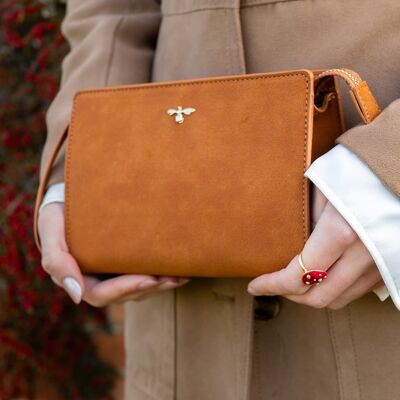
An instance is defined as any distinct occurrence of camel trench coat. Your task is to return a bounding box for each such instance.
[40,1,400,399]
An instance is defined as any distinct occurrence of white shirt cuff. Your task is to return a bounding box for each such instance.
[305,145,400,308]
[38,182,65,215]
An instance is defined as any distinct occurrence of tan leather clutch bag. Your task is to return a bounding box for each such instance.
[34,68,380,277]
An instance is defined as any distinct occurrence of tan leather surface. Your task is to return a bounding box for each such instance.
[350,81,382,124]
[66,70,314,276]
[34,68,379,277]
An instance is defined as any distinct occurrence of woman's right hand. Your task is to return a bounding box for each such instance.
[38,203,189,306]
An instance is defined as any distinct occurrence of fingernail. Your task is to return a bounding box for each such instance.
[137,279,159,290]
[62,277,82,304]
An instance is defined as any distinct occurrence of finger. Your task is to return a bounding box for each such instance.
[124,276,189,300]
[248,202,356,296]
[51,275,62,286]
[311,185,328,228]
[115,278,190,303]
[38,203,68,251]
[157,276,190,284]
[285,242,375,308]
[327,270,382,310]
[39,204,84,304]
[82,274,160,307]
[302,201,358,274]
[248,254,309,296]
[83,275,190,307]
[44,251,84,304]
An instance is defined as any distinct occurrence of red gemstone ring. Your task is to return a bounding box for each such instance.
[298,254,328,286]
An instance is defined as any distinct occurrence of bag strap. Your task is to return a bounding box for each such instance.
[33,68,381,251]
[315,68,381,123]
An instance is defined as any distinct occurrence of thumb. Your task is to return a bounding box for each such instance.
[44,250,84,304]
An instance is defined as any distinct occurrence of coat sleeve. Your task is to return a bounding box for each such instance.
[40,0,161,187]
[337,98,400,198]
[305,144,400,309]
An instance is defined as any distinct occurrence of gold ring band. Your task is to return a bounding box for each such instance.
[298,253,308,273]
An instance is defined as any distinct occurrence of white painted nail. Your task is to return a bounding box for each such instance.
[62,277,82,304]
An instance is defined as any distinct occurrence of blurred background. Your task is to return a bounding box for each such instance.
[0,1,124,398]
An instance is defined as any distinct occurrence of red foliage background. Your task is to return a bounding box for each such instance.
[0,1,117,398]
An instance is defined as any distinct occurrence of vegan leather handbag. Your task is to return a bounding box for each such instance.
[33,68,381,277]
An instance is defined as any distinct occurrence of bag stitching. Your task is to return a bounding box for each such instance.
[356,83,371,123]
[302,76,310,244]
[72,72,310,96]
[356,82,381,123]
[66,72,311,252]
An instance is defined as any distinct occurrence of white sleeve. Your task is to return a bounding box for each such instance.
[38,182,65,215]
[305,145,400,309]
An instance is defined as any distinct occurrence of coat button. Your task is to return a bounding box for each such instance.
[254,296,280,321]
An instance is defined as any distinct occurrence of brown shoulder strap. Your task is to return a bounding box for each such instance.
[33,68,382,251]
[315,68,381,123]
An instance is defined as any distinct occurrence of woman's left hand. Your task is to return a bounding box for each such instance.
[248,186,383,310]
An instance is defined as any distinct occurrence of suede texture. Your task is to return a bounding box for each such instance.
[60,71,341,277]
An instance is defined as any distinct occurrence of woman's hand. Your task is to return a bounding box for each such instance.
[248,186,383,310]
[38,203,189,306]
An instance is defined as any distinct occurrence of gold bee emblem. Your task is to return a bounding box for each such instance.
[167,106,196,124]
